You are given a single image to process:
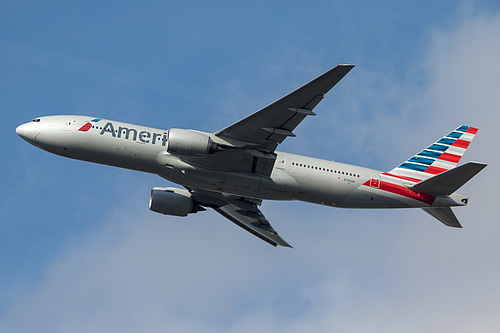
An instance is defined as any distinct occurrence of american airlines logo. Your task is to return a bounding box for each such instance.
[80,119,168,146]
[78,118,102,131]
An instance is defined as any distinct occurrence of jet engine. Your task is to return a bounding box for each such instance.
[166,128,218,157]
[149,187,205,216]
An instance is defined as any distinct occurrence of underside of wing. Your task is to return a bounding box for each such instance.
[214,203,292,248]
[191,189,292,247]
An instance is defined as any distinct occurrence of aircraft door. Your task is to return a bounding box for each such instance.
[370,174,380,188]
[62,118,76,131]
[276,156,286,170]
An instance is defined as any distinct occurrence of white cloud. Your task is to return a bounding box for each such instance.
[2,9,500,333]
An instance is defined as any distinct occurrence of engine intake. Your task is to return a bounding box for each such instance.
[166,128,218,157]
[149,187,205,216]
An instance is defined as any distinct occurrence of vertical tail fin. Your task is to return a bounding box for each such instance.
[387,125,478,183]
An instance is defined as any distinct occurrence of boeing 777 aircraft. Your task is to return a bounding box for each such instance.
[16,65,486,247]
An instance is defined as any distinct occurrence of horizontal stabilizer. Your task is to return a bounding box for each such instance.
[410,161,487,195]
[422,207,462,228]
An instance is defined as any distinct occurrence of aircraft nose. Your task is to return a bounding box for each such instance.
[16,122,39,142]
[16,123,26,137]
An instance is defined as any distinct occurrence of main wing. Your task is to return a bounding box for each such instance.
[191,189,292,247]
[215,201,292,248]
[216,64,354,154]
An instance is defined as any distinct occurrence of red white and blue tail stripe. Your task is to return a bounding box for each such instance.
[386,125,478,183]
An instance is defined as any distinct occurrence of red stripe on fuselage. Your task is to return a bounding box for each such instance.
[363,180,436,205]
[382,173,422,183]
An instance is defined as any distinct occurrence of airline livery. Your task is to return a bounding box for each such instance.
[16,65,486,247]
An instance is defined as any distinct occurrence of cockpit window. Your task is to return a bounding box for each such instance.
[31,119,41,122]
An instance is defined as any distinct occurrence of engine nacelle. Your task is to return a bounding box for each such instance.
[149,187,204,216]
[166,128,217,157]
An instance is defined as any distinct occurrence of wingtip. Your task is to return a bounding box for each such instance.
[276,237,293,248]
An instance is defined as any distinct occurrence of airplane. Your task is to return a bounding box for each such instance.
[16,65,487,247]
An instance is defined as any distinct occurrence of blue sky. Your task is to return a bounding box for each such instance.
[2,1,500,331]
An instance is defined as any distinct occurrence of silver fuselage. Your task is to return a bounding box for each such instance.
[16,115,465,209]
